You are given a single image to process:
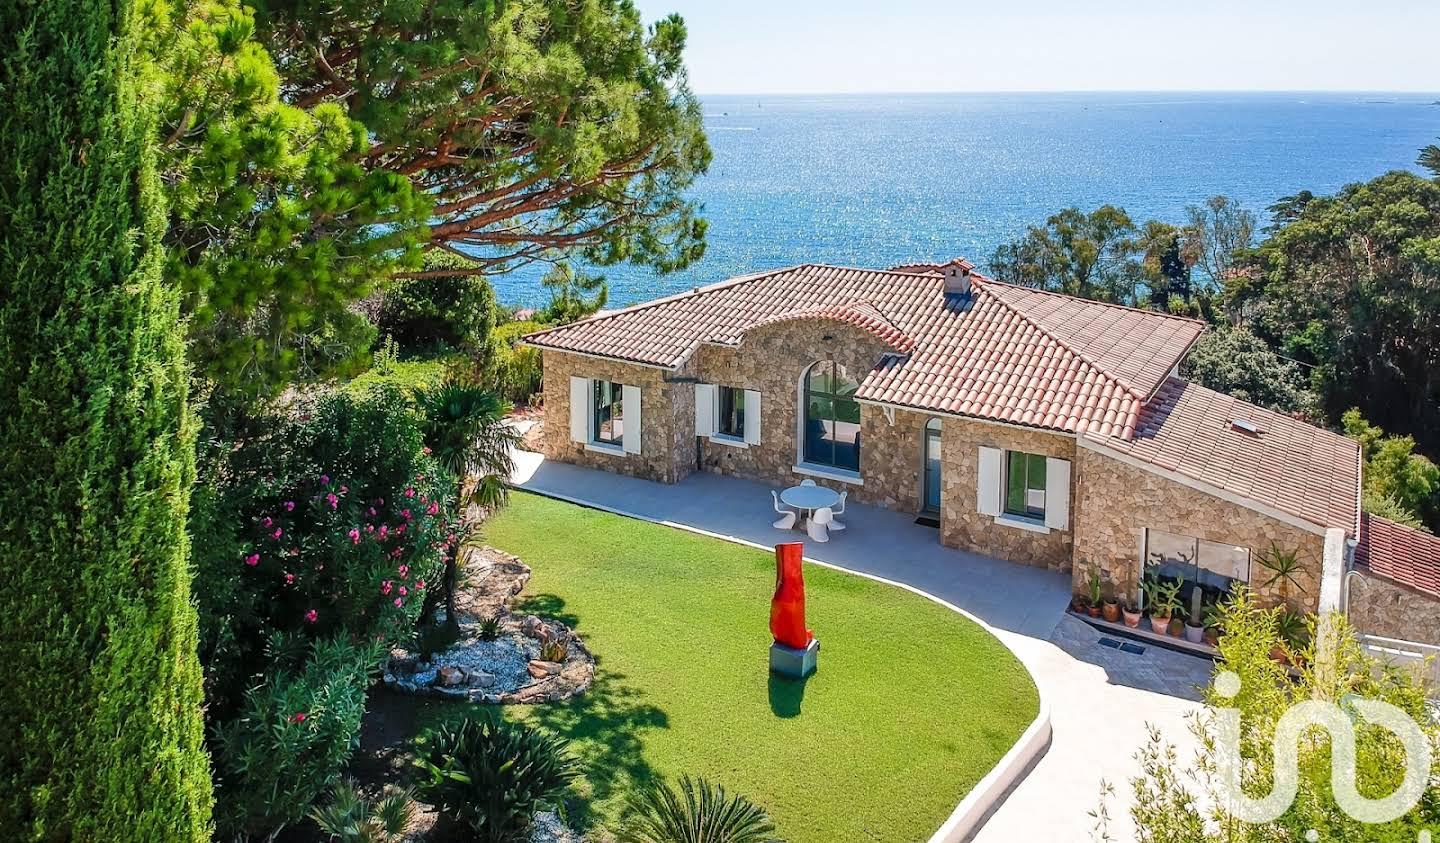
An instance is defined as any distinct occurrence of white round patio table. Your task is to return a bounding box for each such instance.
[779,484,840,525]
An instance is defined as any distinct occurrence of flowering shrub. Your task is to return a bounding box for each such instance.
[211,634,381,839]
[193,388,458,715]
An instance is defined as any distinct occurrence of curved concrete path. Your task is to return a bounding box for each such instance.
[510,450,1209,841]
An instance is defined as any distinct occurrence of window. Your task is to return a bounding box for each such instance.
[802,361,860,472]
[592,379,624,445]
[1143,528,1251,608]
[716,386,745,439]
[1004,451,1047,519]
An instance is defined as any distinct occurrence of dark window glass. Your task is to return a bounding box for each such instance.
[717,386,745,438]
[803,362,861,471]
[1004,451,1046,518]
[593,379,624,445]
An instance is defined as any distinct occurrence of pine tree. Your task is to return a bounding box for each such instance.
[0,0,213,837]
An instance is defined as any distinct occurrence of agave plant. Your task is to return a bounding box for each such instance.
[618,775,783,843]
[415,716,576,843]
[309,778,413,843]
[413,377,521,628]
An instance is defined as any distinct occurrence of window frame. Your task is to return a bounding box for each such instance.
[800,361,862,474]
[1003,450,1047,521]
[715,385,746,441]
[591,379,625,446]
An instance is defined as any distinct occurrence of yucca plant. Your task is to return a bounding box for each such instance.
[478,615,503,641]
[415,717,576,843]
[618,776,783,843]
[310,778,413,843]
[414,378,521,629]
[1257,543,1307,606]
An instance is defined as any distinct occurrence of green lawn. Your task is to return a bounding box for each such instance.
[458,492,1038,842]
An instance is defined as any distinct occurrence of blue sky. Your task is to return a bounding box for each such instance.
[634,1,1440,93]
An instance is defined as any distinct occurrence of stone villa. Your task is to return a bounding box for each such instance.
[522,259,1437,627]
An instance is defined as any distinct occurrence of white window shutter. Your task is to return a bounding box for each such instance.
[977,447,1002,516]
[622,385,642,454]
[569,377,590,443]
[1045,457,1071,530]
[743,390,761,444]
[695,384,716,437]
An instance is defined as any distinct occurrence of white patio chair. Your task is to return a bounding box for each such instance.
[807,507,832,542]
[771,491,797,530]
[800,478,816,486]
[828,491,847,531]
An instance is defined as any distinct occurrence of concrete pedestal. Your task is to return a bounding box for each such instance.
[769,639,819,678]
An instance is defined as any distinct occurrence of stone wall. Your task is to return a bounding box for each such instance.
[538,350,692,484]
[939,420,1076,570]
[689,319,913,509]
[1346,572,1440,647]
[1071,445,1327,609]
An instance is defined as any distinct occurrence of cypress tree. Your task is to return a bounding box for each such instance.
[0,0,213,838]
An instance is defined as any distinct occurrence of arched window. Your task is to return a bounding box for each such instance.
[802,361,861,472]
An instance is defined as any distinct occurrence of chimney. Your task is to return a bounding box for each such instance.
[941,258,975,298]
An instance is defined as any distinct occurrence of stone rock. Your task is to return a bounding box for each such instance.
[469,670,497,688]
[521,614,543,638]
[527,659,561,679]
[437,666,466,687]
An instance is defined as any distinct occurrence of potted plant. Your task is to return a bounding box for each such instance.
[1070,592,1088,615]
[1272,607,1310,665]
[1101,581,1121,624]
[1120,597,1142,629]
[1258,544,1307,606]
[1143,569,1180,636]
[1086,569,1104,618]
[1183,587,1206,644]
[1201,602,1226,647]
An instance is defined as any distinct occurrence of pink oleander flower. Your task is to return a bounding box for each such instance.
[244,553,260,566]
[416,579,426,590]
[426,502,440,516]
[326,493,339,509]
[290,547,300,556]
[398,564,409,578]
[304,609,318,624]
[262,516,273,528]
[422,446,431,455]
[320,474,330,485]
[273,527,283,539]
[393,597,403,607]
[378,524,389,540]
[381,580,393,596]
[366,507,377,518]
[398,586,408,596]
[289,712,307,723]
[390,548,403,559]
[375,497,385,506]
[340,485,348,494]
[417,474,426,482]
[447,533,457,544]
[284,501,295,511]
[404,487,415,498]
[284,572,295,585]
[366,524,375,533]
[395,524,407,536]
[400,508,411,521]
[348,528,360,544]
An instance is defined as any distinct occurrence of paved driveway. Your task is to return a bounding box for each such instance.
[510,451,1210,841]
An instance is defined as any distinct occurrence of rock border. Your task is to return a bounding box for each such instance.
[383,546,595,705]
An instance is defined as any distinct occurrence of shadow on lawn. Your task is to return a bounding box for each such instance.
[767,673,809,718]
[514,592,580,629]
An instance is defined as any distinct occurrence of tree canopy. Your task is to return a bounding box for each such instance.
[254,0,712,276]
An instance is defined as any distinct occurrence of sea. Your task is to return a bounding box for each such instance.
[488,91,1440,308]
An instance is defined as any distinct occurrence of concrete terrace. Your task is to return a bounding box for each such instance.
[509,449,1211,841]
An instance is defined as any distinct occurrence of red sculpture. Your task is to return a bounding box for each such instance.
[770,542,813,649]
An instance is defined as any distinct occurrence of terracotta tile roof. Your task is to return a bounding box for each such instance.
[523,262,1203,439]
[1355,513,1440,598]
[751,300,916,353]
[1086,377,1361,533]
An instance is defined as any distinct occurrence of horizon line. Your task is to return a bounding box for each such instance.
[690,87,1440,97]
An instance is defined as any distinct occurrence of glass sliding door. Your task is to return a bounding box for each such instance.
[922,418,941,514]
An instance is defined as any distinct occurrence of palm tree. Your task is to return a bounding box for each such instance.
[618,776,782,843]
[1257,543,1306,609]
[414,377,521,631]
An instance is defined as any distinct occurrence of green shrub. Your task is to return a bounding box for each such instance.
[310,778,414,843]
[416,717,578,842]
[483,320,547,405]
[478,616,503,641]
[378,253,497,355]
[212,635,380,839]
[618,776,782,843]
[0,0,212,835]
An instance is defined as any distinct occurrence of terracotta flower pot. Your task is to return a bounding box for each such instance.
[1071,596,1087,614]
[1087,604,1102,618]
[1122,607,1142,628]
[1149,614,1171,635]
[1204,628,1220,646]
[1102,600,1121,623]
